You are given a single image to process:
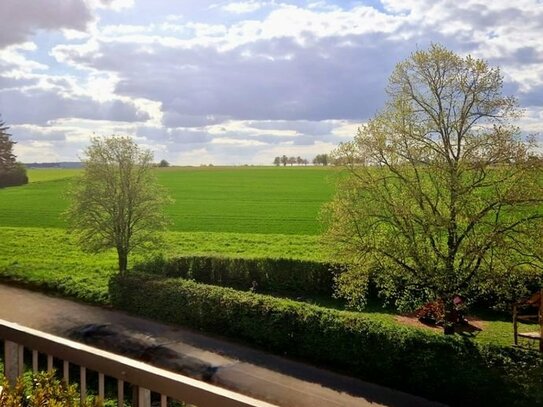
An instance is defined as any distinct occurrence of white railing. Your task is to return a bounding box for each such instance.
[0,318,277,407]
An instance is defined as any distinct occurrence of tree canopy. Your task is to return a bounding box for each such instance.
[324,44,543,312]
[66,136,171,274]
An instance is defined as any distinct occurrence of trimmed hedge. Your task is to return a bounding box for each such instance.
[133,255,338,296]
[110,274,543,407]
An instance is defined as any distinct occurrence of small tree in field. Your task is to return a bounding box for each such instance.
[324,44,543,317]
[66,136,170,274]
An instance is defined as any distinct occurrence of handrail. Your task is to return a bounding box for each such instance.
[0,318,277,407]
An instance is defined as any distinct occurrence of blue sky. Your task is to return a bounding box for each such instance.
[1,0,542,164]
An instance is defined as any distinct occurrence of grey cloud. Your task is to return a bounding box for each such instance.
[0,75,36,89]
[10,127,66,142]
[0,0,93,48]
[247,120,336,135]
[137,126,212,144]
[163,112,228,127]
[0,88,149,125]
[61,33,406,123]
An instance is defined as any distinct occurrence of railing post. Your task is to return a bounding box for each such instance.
[133,386,151,407]
[4,341,21,386]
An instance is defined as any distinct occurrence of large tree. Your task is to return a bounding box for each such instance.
[66,136,170,274]
[324,45,543,315]
[0,119,16,170]
[0,117,28,188]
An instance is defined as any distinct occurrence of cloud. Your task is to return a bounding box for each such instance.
[0,0,93,48]
[55,33,403,124]
[4,0,543,164]
[0,88,149,125]
[222,1,267,14]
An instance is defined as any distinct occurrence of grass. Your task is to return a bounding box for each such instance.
[0,166,534,349]
[0,166,338,234]
[0,226,323,302]
[0,225,532,347]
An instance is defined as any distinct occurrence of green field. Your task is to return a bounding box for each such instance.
[0,166,337,234]
[0,166,532,347]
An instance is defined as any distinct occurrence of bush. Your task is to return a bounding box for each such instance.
[110,274,543,406]
[134,255,338,296]
[0,163,28,188]
[0,371,101,407]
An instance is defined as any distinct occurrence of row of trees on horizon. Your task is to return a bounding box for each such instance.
[273,154,330,166]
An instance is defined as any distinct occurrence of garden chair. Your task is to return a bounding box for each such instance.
[513,289,542,351]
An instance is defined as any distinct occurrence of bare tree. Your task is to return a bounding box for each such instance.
[324,45,543,320]
[66,136,171,274]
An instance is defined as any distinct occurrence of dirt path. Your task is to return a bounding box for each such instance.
[0,284,443,407]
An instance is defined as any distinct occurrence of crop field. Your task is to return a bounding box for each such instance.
[0,166,338,234]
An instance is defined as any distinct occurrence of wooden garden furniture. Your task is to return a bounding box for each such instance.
[513,289,542,351]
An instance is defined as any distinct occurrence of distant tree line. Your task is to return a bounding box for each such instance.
[273,154,330,166]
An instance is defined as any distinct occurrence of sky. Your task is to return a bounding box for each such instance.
[0,0,542,165]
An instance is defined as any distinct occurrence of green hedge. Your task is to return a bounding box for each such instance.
[110,274,543,407]
[133,255,337,296]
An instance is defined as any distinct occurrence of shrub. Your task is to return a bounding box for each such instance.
[134,255,338,296]
[0,163,28,188]
[0,371,101,407]
[110,274,543,406]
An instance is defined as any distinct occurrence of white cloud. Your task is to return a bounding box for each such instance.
[222,1,267,14]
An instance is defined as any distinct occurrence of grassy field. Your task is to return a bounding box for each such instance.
[0,166,337,234]
[0,166,533,348]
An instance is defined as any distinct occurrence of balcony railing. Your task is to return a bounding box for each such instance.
[0,318,277,407]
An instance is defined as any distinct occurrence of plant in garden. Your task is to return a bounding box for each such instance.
[65,136,171,274]
[323,44,543,317]
[0,371,101,407]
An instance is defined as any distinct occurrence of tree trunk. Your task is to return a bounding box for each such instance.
[117,248,128,275]
[443,296,455,335]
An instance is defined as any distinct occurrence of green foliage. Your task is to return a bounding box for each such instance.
[0,118,16,171]
[0,163,28,188]
[0,225,536,347]
[134,255,337,296]
[0,118,28,188]
[0,371,101,407]
[325,44,543,311]
[110,273,543,406]
[65,136,171,273]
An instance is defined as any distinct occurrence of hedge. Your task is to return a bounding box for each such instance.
[110,274,543,407]
[133,255,338,296]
